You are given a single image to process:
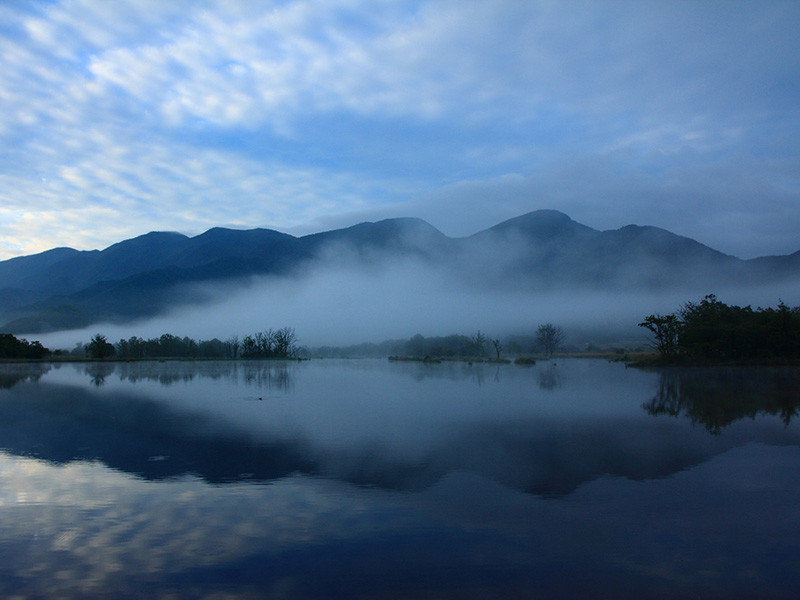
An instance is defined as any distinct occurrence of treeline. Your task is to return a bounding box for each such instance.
[310,332,503,359]
[404,332,504,358]
[81,328,298,359]
[310,325,567,359]
[404,325,565,358]
[405,333,480,358]
[639,295,800,363]
[0,333,50,359]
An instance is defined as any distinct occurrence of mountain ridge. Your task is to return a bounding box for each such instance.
[1,210,798,334]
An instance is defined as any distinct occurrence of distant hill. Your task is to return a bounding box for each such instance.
[1,210,798,334]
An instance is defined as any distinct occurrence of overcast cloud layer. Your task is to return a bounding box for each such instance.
[1,0,799,260]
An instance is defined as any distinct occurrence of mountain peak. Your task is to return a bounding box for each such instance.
[299,217,449,256]
[103,230,188,251]
[478,209,595,239]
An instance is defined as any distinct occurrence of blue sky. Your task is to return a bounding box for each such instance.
[1,0,799,260]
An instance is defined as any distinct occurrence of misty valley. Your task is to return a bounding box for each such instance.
[1,357,799,598]
[4,0,800,597]
[2,210,800,598]
[3,210,800,349]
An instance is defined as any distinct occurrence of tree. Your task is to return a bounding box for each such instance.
[536,324,565,358]
[198,338,226,358]
[470,331,487,357]
[182,336,199,358]
[0,333,50,359]
[225,335,241,358]
[158,333,182,357]
[87,334,115,359]
[638,313,680,359]
[638,295,800,363]
[241,335,258,358]
[491,338,503,359]
[255,330,275,356]
[405,334,426,357]
[273,327,297,357]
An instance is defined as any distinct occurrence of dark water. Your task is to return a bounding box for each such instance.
[0,358,798,599]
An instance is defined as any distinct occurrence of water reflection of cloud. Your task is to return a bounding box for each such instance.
[2,443,799,598]
[0,452,404,598]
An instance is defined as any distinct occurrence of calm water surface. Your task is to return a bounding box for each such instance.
[0,358,798,599]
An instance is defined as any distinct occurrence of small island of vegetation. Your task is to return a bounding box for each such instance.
[81,327,300,360]
[385,324,567,364]
[0,328,300,361]
[638,294,800,365]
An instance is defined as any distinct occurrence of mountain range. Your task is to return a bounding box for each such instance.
[1,209,799,334]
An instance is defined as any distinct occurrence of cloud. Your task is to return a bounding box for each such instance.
[0,124,405,254]
[34,235,800,355]
[0,0,798,260]
[387,153,800,259]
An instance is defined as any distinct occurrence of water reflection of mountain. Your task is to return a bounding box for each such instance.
[0,383,315,483]
[643,367,800,433]
[2,379,798,497]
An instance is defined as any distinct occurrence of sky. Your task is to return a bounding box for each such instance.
[1,0,799,261]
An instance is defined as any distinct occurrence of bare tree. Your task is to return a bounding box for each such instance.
[273,327,297,357]
[226,335,240,358]
[536,324,565,358]
[255,329,276,356]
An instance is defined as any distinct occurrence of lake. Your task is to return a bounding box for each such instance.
[1,358,799,599]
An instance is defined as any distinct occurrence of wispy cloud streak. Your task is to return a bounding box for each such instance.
[0,0,798,258]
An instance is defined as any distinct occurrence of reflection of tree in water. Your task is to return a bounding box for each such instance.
[241,362,294,393]
[84,363,116,387]
[111,361,295,391]
[117,362,198,385]
[452,363,508,386]
[643,367,800,434]
[537,363,562,390]
[0,363,51,389]
[401,362,501,385]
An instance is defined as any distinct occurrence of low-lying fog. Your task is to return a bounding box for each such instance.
[34,253,800,352]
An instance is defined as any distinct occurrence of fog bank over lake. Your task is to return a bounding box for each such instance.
[35,253,800,350]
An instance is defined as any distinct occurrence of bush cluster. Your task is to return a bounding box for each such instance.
[81,328,298,359]
[0,333,50,359]
[403,331,507,358]
[640,295,800,362]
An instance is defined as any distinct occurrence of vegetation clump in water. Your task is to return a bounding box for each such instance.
[638,295,800,365]
[66,328,301,360]
[513,357,537,365]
